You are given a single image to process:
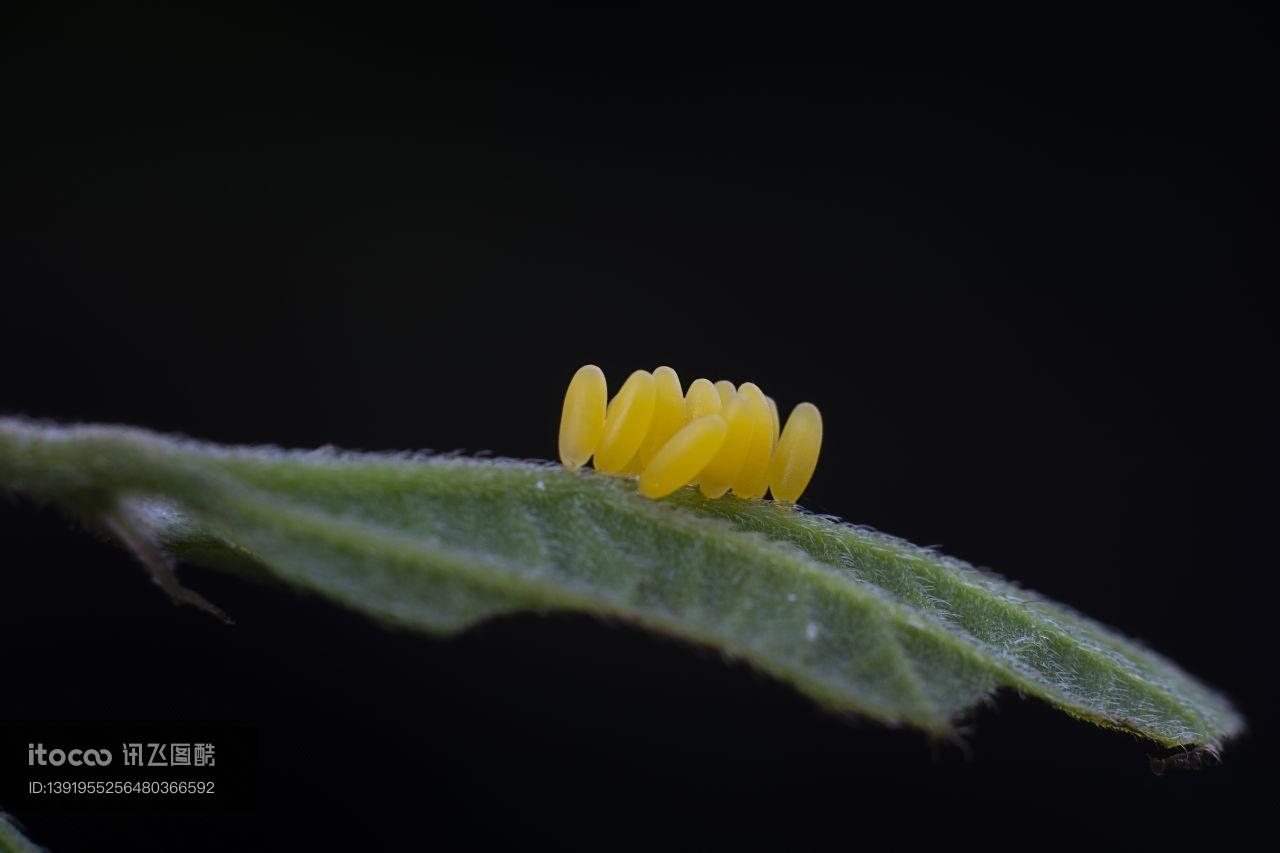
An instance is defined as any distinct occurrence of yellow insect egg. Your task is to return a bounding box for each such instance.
[714,380,737,407]
[731,383,774,499]
[682,378,722,486]
[637,414,728,499]
[594,370,657,473]
[557,364,607,470]
[684,378,722,421]
[629,366,686,472]
[765,396,780,447]
[767,402,823,503]
[696,394,755,499]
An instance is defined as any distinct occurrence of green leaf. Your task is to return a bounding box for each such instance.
[0,812,43,853]
[0,418,1243,753]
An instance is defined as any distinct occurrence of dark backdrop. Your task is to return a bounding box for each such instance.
[1,7,1274,850]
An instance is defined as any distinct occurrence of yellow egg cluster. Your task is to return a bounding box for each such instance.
[558,364,822,502]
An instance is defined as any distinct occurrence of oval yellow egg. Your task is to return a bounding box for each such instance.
[731,382,773,499]
[714,380,736,407]
[682,378,722,486]
[594,370,657,473]
[768,402,823,503]
[684,378,722,421]
[638,414,728,499]
[558,364,607,470]
[628,366,685,473]
[697,395,754,499]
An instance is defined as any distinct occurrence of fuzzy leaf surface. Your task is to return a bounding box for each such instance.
[0,419,1242,750]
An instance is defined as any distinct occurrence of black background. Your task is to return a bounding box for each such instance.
[1,6,1275,850]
